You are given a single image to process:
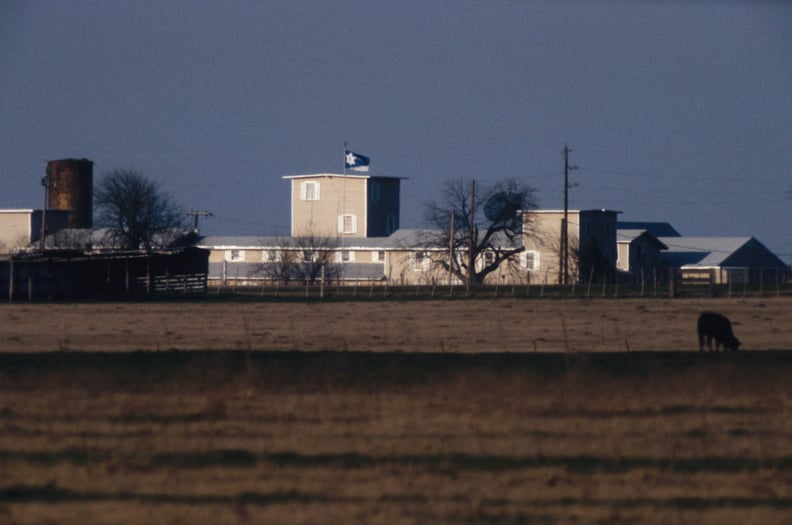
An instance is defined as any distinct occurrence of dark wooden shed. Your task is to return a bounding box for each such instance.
[0,247,209,301]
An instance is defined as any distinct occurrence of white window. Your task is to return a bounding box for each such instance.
[483,251,495,266]
[337,214,358,234]
[302,250,314,263]
[225,249,245,262]
[262,249,280,262]
[300,181,320,201]
[372,250,385,262]
[411,251,431,271]
[521,250,539,271]
[336,250,355,263]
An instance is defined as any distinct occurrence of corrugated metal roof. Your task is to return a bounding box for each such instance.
[199,230,447,250]
[658,237,753,267]
[200,228,522,251]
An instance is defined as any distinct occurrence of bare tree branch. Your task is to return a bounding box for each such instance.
[256,229,341,285]
[94,170,186,250]
[423,178,538,285]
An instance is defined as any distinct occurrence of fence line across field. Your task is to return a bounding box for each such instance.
[211,266,791,301]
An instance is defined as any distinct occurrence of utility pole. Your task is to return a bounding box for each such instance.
[449,208,455,292]
[185,210,213,233]
[467,179,476,293]
[39,166,50,252]
[560,144,573,286]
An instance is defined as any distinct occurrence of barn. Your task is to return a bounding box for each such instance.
[658,236,788,286]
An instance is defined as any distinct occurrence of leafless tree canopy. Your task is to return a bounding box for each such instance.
[94,170,185,250]
[257,232,341,285]
[423,178,538,285]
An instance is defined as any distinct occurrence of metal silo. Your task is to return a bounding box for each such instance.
[46,158,93,228]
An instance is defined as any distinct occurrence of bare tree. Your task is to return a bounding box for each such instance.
[257,230,341,285]
[94,170,185,250]
[423,178,538,286]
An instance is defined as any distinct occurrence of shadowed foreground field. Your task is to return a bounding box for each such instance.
[1,297,792,523]
[2,350,792,524]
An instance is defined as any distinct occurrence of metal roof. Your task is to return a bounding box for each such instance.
[658,237,753,267]
[199,230,445,250]
[282,173,406,180]
[618,222,681,237]
[616,229,668,249]
[199,228,521,251]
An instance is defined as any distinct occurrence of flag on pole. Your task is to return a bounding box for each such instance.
[344,150,370,172]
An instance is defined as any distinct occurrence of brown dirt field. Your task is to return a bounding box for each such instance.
[0,296,788,353]
[1,297,792,523]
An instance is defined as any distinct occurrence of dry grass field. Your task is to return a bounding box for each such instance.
[1,296,792,524]
[0,296,790,353]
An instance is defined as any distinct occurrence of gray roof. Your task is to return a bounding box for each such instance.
[200,229,477,251]
[618,222,681,237]
[199,236,290,249]
[199,228,522,252]
[658,236,757,267]
[40,228,195,250]
[617,229,668,249]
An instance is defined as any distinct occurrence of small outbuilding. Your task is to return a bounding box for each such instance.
[658,236,788,286]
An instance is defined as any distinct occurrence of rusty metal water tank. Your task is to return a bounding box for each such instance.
[46,158,93,228]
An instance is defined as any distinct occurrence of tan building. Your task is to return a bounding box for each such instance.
[616,229,668,282]
[201,172,623,287]
[0,209,70,253]
[199,230,451,286]
[522,209,620,284]
[283,174,402,238]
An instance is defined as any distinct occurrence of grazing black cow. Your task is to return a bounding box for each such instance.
[697,312,740,352]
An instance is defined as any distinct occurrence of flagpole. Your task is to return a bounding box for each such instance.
[341,143,346,280]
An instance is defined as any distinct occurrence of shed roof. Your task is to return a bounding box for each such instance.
[199,228,520,251]
[618,222,681,237]
[659,237,753,267]
[616,229,668,249]
[198,230,438,250]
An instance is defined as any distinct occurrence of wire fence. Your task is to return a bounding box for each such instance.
[208,274,792,302]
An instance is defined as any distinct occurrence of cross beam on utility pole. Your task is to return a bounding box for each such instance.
[185,210,213,233]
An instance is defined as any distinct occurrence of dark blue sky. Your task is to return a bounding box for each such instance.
[2,1,791,257]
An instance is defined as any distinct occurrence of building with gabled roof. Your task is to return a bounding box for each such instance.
[658,236,787,285]
[616,229,668,282]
